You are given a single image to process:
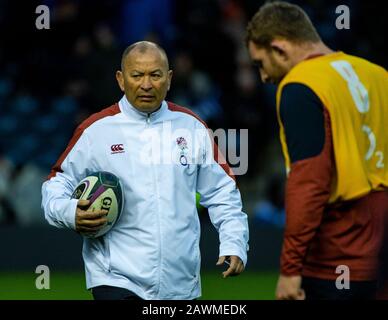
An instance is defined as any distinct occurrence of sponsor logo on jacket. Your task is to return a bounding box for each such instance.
[111,144,125,154]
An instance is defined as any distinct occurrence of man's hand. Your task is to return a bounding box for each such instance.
[75,200,108,236]
[216,255,245,278]
[275,274,305,300]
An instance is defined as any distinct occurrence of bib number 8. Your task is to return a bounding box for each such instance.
[331,60,384,168]
[331,60,369,113]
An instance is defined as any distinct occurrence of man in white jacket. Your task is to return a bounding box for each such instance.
[41,41,249,300]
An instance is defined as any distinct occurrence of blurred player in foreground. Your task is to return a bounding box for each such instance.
[246,1,388,300]
[41,41,249,300]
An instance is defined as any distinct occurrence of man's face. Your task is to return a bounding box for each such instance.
[116,49,172,113]
[248,41,289,85]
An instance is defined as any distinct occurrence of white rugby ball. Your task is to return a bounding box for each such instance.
[71,171,123,238]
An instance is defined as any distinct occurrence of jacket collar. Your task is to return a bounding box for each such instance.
[119,95,168,122]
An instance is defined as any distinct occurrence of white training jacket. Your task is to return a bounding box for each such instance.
[41,95,249,300]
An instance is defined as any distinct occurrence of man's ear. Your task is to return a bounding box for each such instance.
[116,70,125,92]
[167,70,173,91]
[270,39,290,61]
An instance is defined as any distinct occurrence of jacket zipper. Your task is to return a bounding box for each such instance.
[146,113,162,297]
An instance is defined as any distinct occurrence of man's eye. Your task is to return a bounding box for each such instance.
[132,74,141,78]
[151,74,162,79]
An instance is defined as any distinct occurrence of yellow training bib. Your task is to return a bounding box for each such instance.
[277,52,388,203]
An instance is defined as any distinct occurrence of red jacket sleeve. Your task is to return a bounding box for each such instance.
[280,108,334,275]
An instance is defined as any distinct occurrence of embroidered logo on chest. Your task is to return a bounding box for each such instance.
[176,137,188,166]
[111,144,125,154]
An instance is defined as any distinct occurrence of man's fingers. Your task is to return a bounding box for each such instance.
[276,290,301,300]
[78,226,100,232]
[275,274,303,300]
[76,208,108,232]
[78,217,108,228]
[222,264,243,278]
[222,266,234,278]
[218,256,244,278]
[297,289,306,300]
[78,210,108,219]
[276,292,294,300]
[216,256,225,266]
[236,262,245,274]
[222,258,239,278]
[77,217,108,232]
[232,257,245,274]
[77,199,90,208]
[275,292,282,300]
[217,256,233,278]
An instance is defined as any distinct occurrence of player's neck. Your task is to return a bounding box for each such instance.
[299,42,334,62]
[285,41,335,73]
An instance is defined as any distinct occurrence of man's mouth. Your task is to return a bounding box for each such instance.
[138,95,155,101]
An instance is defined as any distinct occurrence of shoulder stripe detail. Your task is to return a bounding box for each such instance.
[167,101,236,181]
[47,103,121,180]
[167,102,207,127]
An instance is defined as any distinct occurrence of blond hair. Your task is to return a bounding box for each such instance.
[246,1,321,48]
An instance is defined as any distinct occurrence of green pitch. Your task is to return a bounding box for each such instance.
[0,271,277,300]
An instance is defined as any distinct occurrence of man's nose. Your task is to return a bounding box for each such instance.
[141,76,152,91]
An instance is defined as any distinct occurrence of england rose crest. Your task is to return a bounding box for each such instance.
[176,137,188,166]
[176,137,187,150]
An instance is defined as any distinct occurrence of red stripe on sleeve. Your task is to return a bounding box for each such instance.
[47,103,121,180]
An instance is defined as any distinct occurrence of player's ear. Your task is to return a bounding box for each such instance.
[270,39,289,61]
[116,70,125,92]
